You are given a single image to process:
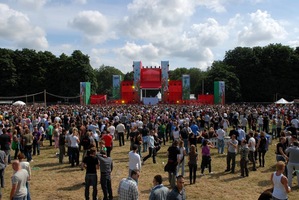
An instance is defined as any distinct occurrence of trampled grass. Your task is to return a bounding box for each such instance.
[2,138,299,200]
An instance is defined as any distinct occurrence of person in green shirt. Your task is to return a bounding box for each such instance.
[47,122,54,146]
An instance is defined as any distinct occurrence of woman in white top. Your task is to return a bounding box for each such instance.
[271,161,291,200]
[172,126,180,141]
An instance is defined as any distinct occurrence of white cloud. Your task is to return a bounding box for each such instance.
[73,0,87,4]
[0,3,48,49]
[238,10,287,45]
[69,10,115,44]
[14,0,47,10]
[196,0,226,13]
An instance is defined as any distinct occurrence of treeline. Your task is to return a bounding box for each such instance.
[0,43,298,103]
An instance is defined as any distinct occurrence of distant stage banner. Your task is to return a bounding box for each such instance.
[133,61,142,101]
[112,75,121,99]
[214,81,225,105]
[161,61,169,101]
[182,74,190,100]
[80,82,91,105]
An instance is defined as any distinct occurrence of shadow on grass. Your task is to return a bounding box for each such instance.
[141,188,151,194]
[57,182,85,191]
[257,179,271,187]
[32,162,62,168]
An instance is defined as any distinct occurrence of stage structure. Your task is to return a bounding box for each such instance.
[80,82,91,105]
[214,81,225,105]
[112,75,121,99]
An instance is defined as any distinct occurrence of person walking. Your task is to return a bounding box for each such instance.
[142,130,156,164]
[129,144,141,176]
[22,128,33,162]
[18,153,32,200]
[164,140,180,188]
[58,129,66,164]
[201,140,214,175]
[166,175,186,200]
[0,150,7,189]
[248,131,257,171]
[97,150,113,200]
[285,141,299,187]
[239,139,249,177]
[116,122,126,147]
[216,125,225,154]
[149,174,169,200]
[81,148,99,200]
[257,131,268,167]
[176,140,186,176]
[10,160,29,200]
[271,161,291,200]
[225,134,238,173]
[188,145,198,184]
[118,169,140,200]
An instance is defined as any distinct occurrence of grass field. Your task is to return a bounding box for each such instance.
[2,138,299,200]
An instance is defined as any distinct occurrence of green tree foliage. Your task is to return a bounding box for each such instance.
[205,61,241,102]
[0,48,17,96]
[94,65,123,97]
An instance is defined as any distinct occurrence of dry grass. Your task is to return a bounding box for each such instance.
[2,139,299,200]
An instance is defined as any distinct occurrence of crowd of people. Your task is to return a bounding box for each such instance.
[0,103,299,199]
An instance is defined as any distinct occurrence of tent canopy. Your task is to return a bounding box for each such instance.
[12,101,26,106]
[275,98,293,104]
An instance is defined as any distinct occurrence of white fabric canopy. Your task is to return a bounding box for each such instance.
[12,101,26,106]
[275,98,292,104]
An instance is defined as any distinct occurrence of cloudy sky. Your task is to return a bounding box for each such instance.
[0,0,298,73]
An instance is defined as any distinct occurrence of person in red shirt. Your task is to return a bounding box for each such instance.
[101,130,113,157]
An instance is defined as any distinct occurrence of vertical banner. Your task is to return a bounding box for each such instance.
[182,74,190,100]
[161,61,169,102]
[133,61,142,102]
[214,81,225,105]
[80,82,91,105]
[112,75,121,99]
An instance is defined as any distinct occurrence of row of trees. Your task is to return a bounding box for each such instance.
[0,43,298,103]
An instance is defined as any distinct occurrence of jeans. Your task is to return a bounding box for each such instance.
[226,152,236,172]
[70,147,79,166]
[142,136,148,152]
[177,159,185,176]
[0,169,4,188]
[118,132,125,146]
[168,172,176,188]
[85,174,98,200]
[218,139,224,154]
[100,174,113,200]
[189,163,197,184]
[26,181,31,200]
[13,196,27,200]
[142,147,156,163]
[287,162,299,187]
[24,145,32,162]
[201,155,211,174]
[249,151,256,170]
[33,142,40,155]
[106,147,112,157]
[183,139,189,154]
[59,145,66,164]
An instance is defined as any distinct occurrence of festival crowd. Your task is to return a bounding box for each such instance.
[0,103,299,200]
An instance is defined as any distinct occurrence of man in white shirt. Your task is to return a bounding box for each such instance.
[116,122,126,147]
[248,131,257,171]
[216,125,226,154]
[128,144,141,176]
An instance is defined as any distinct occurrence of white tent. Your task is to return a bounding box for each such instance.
[156,91,162,100]
[275,98,292,104]
[12,101,26,106]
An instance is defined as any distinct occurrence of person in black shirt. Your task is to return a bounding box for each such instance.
[81,148,99,200]
[58,129,66,164]
[165,140,180,188]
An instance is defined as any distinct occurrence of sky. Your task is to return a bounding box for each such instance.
[0,0,298,73]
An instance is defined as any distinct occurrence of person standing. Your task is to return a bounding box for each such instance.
[285,141,299,187]
[188,145,198,184]
[116,122,126,147]
[239,139,249,177]
[200,139,214,175]
[10,160,29,200]
[46,122,54,146]
[18,153,32,200]
[101,131,113,157]
[0,150,7,189]
[149,174,169,200]
[165,140,180,188]
[0,128,11,164]
[70,128,80,167]
[58,129,66,164]
[271,161,291,200]
[166,175,186,200]
[118,169,140,200]
[22,128,33,162]
[216,125,225,154]
[248,131,257,171]
[97,150,113,200]
[32,127,41,156]
[81,148,99,200]
[129,144,141,176]
[176,140,186,176]
[225,134,238,173]
[257,131,268,167]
